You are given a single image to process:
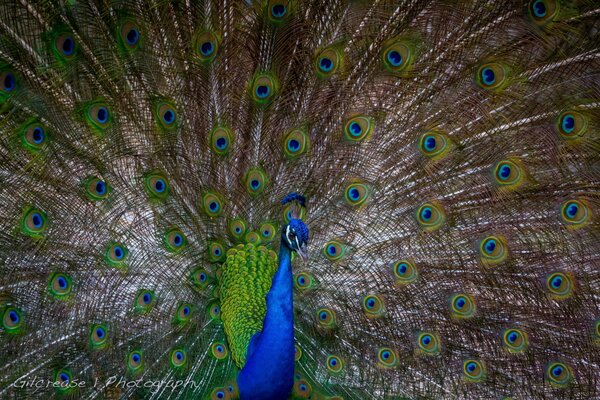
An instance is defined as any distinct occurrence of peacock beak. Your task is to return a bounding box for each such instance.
[297,243,308,262]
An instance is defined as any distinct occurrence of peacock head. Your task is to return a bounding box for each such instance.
[282,219,309,261]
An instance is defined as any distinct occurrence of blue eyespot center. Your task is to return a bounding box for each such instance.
[200,41,214,56]
[126,28,139,45]
[8,310,19,323]
[299,384,307,392]
[95,180,106,195]
[398,263,408,274]
[327,245,336,255]
[566,203,578,218]
[424,135,436,151]
[552,365,563,377]
[386,50,402,67]
[173,234,183,246]
[183,306,190,316]
[96,328,105,339]
[319,57,333,72]
[421,335,431,345]
[59,373,69,382]
[288,139,300,151]
[320,311,327,320]
[214,248,221,256]
[498,164,511,180]
[217,392,225,399]
[508,332,518,343]
[481,67,496,85]
[382,351,390,360]
[484,239,496,254]
[199,273,207,282]
[216,137,227,149]
[561,114,575,133]
[163,109,175,124]
[329,358,337,366]
[533,0,547,17]
[250,179,260,189]
[132,353,140,363]
[143,293,151,304]
[263,230,269,236]
[57,276,67,289]
[420,207,432,221]
[114,246,124,259]
[367,298,376,308]
[154,179,165,193]
[467,362,476,372]
[272,4,286,18]
[349,188,360,200]
[349,122,362,136]
[32,213,43,228]
[456,297,466,308]
[256,85,270,99]
[32,127,45,143]
[216,345,224,352]
[62,37,74,55]
[176,351,183,361]
[209,201,218,211]
[551,276,563,288]
[97,107,108,124]
[3,73,15,91]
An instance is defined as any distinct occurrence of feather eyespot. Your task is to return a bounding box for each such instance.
[84,176,110,201]
[546,272,574,299]
[250,73,278,105]
[211,342,228,360]
[2,306,23,332]
[259,222,276,242]
[293,379,312,398]
[210,387,229,400]
[134,289,155,312]
[208,301,221,320]
[54,33,76,60]
[363,294,384,318]
[316,307,336,329]
[268,0,290,22]
[502,328,528,353]
[556,111,587,139]
[463,359,485,382]
[393,260,418,285]
[209,126,233,155]
[479,235,508,265]
[245,168,269,196]
[105,242,128,268]
[202,191,224,217]
[528,0,559,25]
[418,130,451,160]
[21,207,47,238]
[343,115,374,142]
[546,361,573,387]
[381,37,416,75]
[127,350,143,372]
[315,46,342,78]
[1,70,16,94]
[283,128,309,158]
[175,303,193,323]
[21,120,47,151]
[493,158,525,189]
[561,199,591,227]
[450,294,476,319]
[376,347,398,368]
[153,100,178,130]
[144,171,170,199]
[48,273,72,298]
[294,272,315,290]
[417,332,440,355]
[229,218,247,240]
[476,63,508,90]
[323,240,346,261]
[190,267,210,289]
[120,20,141,50]
[193,31,220,62]
[164,227,187,252]
[344,182,371,206]
[208,241,226,262]
[326,355,344,374]
[85,101,111,133]
[171,348,187,368]
[416,202,445,231]
[89,324,108,349]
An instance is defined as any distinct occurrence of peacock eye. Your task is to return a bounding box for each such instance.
[288,232,296,241]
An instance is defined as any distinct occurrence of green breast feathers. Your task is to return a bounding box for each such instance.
[219,243,278,368]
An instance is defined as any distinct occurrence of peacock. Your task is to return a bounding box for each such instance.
[0,0,599,398]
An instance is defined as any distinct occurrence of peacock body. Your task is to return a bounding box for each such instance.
[0,0,599,399]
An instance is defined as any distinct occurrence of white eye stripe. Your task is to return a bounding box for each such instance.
[295,237,300,250]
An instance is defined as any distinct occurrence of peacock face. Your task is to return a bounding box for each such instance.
[283,219,309,261]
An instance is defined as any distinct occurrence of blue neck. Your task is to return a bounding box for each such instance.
[237,242,295,400]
